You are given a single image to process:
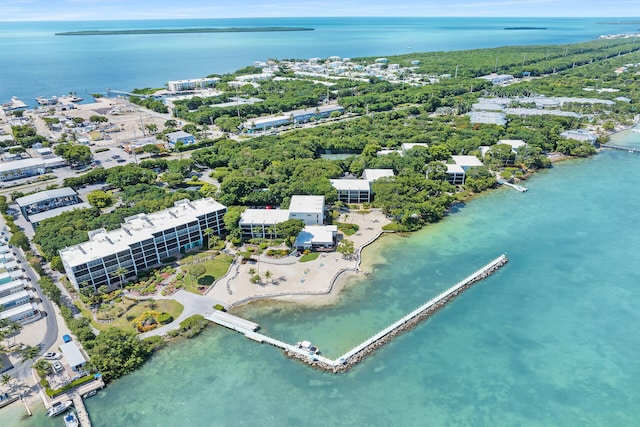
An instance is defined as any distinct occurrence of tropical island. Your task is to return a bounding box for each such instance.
[55,27,315,36]
[1,34,640,415]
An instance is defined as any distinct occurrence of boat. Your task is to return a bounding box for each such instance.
[295,340,320,355]
[82,389,97,398]
[63,411,79,427]
[632,129,640,133]
[46,400,73,417]
[35,96,59,106]
[59,95,84,103]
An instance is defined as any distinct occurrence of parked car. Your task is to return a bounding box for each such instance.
[62,334,72,343]
[52,361,63,372]
[44,352,61,360]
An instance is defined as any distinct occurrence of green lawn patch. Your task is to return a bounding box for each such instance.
[336,222,359,236]
[299,252,320,262]
[179,254,234,294]
[86,298,183,332]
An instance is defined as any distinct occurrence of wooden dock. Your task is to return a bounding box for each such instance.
[72,393,91,427]
[206,310,259,332]
[497,179,527,192]
[601,144,640,153]
[207,254,509,373]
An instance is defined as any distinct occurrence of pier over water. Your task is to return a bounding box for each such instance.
[207,254,509,373]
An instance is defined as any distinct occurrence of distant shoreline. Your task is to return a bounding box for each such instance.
[504,27,547,30]
[55,27,314,36]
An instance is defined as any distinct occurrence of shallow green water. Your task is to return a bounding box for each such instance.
[7,132,640,426]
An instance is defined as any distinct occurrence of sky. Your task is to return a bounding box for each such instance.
[0,0,638,21]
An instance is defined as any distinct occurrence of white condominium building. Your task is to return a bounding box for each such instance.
[60,198,227,291]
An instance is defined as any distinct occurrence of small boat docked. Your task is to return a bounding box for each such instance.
[295,340,320,355]
[46,400,73,417]
[64,411,79,427]
[82,389,97,398]
[35,96,59,106]
[0,392,19,408]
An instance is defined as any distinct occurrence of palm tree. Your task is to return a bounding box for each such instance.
[8,322,21,346]
[147,298,157,311]
[1,373,12,389]
[33,359,51,375]
[110,267,129,289]
[264,270,272,285]
[19,345,40,362]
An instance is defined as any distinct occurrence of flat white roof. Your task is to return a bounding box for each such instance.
[0,245,11,254]
[446,163,465,174]
[60,198,226,267]
[0,289,30,307]
[0,279,25,293]
[294,225,337,247]
[166,130,194,140]
[0,271,23,282]
[401,143,428,150]
[289,195,324,215]
[16,187,77,207]
[452,155,483,168]
[60,341,87,367]
[497,139,526,149]
[330,179,371,191]
[362,169,394,182]
[29,202,92,224]
[0,302,37,320]
[1,261,18,270]
[239,209,291,226]
[245,105,344,127]
[0,156,64,173]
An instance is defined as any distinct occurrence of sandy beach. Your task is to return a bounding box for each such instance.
[207,209,393,308]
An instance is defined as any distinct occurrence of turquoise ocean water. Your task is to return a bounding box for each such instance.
[7,133,640,426]
[3,16,640,427]
[0,17,637,105]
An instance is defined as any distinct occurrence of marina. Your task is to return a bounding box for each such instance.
[207,254,509,373]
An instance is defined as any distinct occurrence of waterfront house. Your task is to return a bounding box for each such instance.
[60,341,87,372]
[443,155,484,185]
[560,129,597,144]
[239,195,326,238]
[294,225,338,251]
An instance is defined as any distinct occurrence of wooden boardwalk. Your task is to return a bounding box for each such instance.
[207,254,509,373]
[72,393,91,427]
[601,144,640,153]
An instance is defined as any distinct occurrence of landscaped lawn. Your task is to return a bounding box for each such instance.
[299,252,320,262]
[181,254,234,294]
[81,298,184,332]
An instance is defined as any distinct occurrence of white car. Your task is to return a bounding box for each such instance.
[52,361,64,372]
[44,352,61,360]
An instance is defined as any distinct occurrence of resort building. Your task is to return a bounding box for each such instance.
[330,169,395,204]
[166,131,196,149]
[239,195,326,238]
[0,290,32,312]
[243,105,344,133]
[60,198,227,291]
[443,155,484,185]
[0,156,66,182]
[167,77,219,92]
[16,187,82,217]
[294,225,338,251]
[560,129,597,144]
[330,179,372,204]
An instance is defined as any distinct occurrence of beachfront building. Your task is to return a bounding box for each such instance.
[16,188,81,217]
[560,129,597,144]
[243,105,344,133]
[330,169,395,204]
[288,195,325,225]
[330,179,372,204]
[0,156,66,182]
[167,77,219,92]
[443,155,484,185]
[60,198,227,292]
[166,131,196,149]
[239,195,326,238]
[294,225,338,251]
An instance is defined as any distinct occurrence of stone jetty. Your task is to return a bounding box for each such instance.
[208,254,509,374]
